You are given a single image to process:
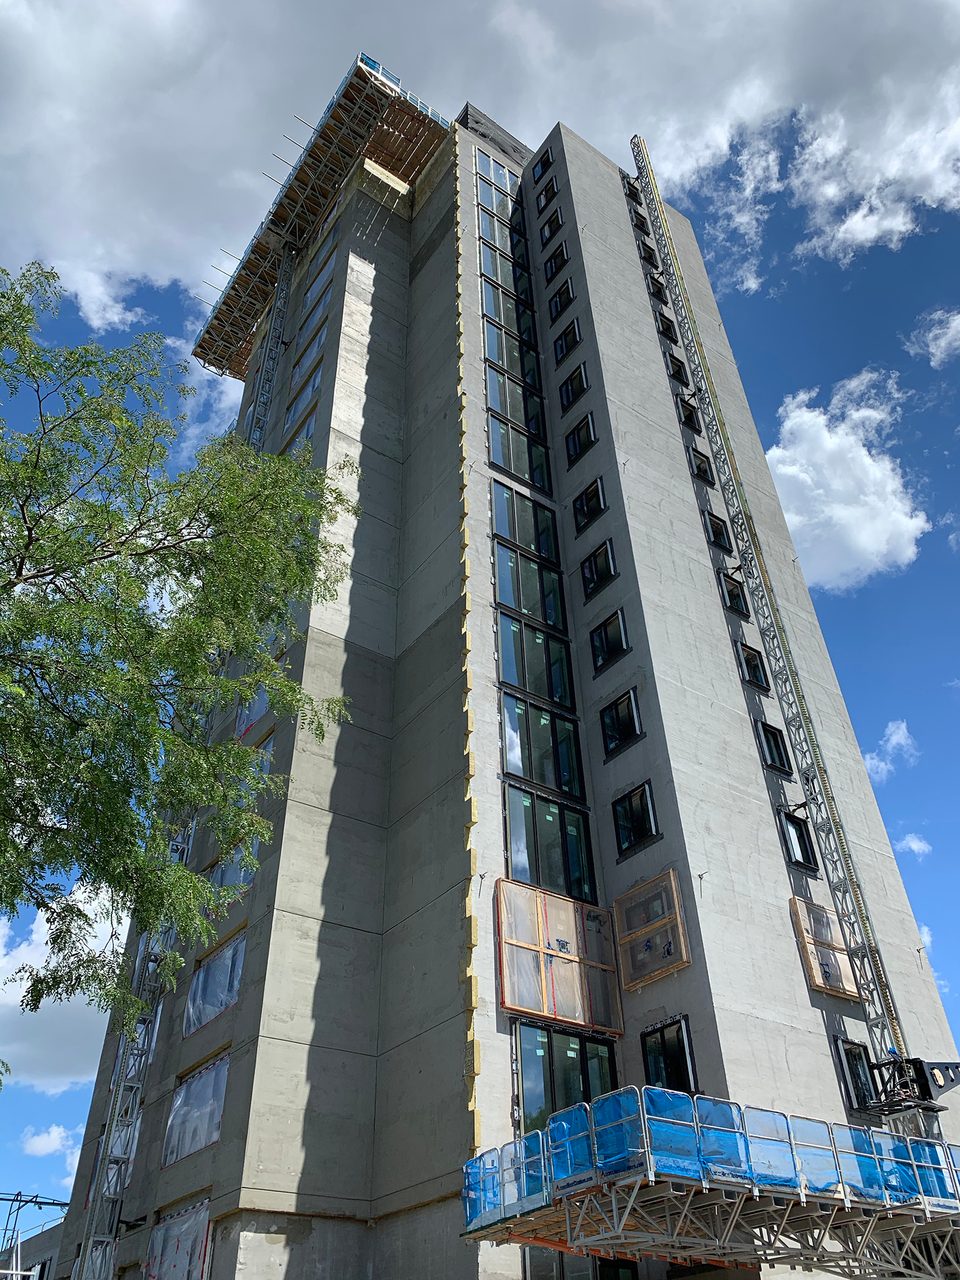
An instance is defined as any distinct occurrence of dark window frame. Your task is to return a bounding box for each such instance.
[719,570,749,616]
[497,612,575,710]
[779,808,819,873]
[612,780,658,856]
[495,542,567,632]
[705,511,733,552]
[631,208,650,236]
[504,783,596,903]
[492,479,560,564]
[648,273,668,304]
[488,411,552,496]
[590,610,630,673]
[600,688,643,757]
[549,278,576,324]
[836,1037,876,1113]
[559,363,590,414]
[641,239,659,267]
[554,318,582,367]
[544,241,569,284]
[688,446,715,486]
[641,1015,698,1093]
[581,539,617,600]
[565,413,597,468]
[756,718,792,775]
[540,207,564,247]
[676,394,701,433]
[501,692,585,801]
[738,641,769,690]
[573,477,606,533]
[536,176,559,214]
[668,353,689,386]
[531,148,553,185]
[657,312,678,344]
[517,1021,618,1135]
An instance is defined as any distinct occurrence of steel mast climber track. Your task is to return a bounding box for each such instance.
[629,137,918,1123]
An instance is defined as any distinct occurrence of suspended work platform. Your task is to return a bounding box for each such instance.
[463,1087,960,1278]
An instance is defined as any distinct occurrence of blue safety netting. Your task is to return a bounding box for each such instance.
[462,1084,960,1232]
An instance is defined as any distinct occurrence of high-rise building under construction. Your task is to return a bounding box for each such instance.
[58,53,960,1280]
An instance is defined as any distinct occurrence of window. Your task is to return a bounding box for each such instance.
[739,642,769,690]
[631,208,650,236]
[536,176,559,214]
[780,809,818,872]
[235,684,269,739]
[487,365,544,435]
[280,411,315,457]
[477,148,521,196]
[492,481,558,561]
[600,689,642,756]
[581,540,617,599]
[479,207,512,253]
[676,394,700,432]
[657,312,678,343]
[183,934,246,1037]
[590,611,629,672]
[518,1022,615,1133]
[301,232,337,313]
[688,446,714,485]
[532,148,553,184]
[480,239,517,290]
[641,239,659,267]
[490,413,551,493]
[482,279,536,346]
[668,353,689,385]
[641,1016,697,1092]
[540,208,563,247]
[145,1200,210,1280]
[255,732,274,777]
[705,511,733,551]
[648,273,668,304]
[496,879,622,1033]
[291,317,328,389]
[544,241,568,283]
[559,364,589,412]
[573,477,606,532]
[478,174,514,223]
[505,784,594,901]
[501,694,582,798]
[162,1055,229,1166]
[612,781,658,854]
[498,615,573,708]
[554,318,581,365]
[496,544,564,629]
[614,869,690,988]
[790,897,859,999]
[836,1038,876,1111]
[719,570,749,616]
[485,318,536,386]
[284,361,324,430]
[565,414,596,466]
[548,279,575,323]
[525,1253,639,1280]
[757,719,791,774]
[208,841,258,895]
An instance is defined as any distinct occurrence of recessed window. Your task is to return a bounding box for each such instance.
[836,1038,876,1111]
[495,543,564,629]
[531,148,553,185]
[544,240,569,283]
[615,870,690,989]
[657,313,678,344]
[676,394,700,432]
[486,365,544,436]
[501,693,583,798]
[146,1201,209,1280]
[612,781,658,854]
[590,610,629,672]
[559,363,589,413]
[790,897,859,1000]
[757,719,791,774]
[492,480,558,561]
[183,934,246,1037]
[688,447,714,485]
[668,353,689,386]
[540,208,563,247]
[719,570,749,616]
[565,413,597,466]
[498,614,573,708]
[641,1016,697,1092]
[554,318,581,366]
[648,273,668,304]
[641,239,659,267]
[482,279,536,346]
[518,1023,615,1135]
[505,785,594,902]
[581,539,617,599]
[705,511,733,551]
[549,278,576,323]
[600,688,642,756]
[573,477,606,532]
[739,642,769,690]
[631,208,650,236]
[780,809,818,872]
[479,207,512,253]
[536,176,559,214]
[489,412,551,494]
[162,1055,229,1166]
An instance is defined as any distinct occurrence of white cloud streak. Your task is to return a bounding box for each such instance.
[905,309,960,369]
[20,1123,84,1191]
[919,923,933,951]
[1,0,959,320]
[766,370,930,591]
[863,719,920,784]
[895,833,933,859]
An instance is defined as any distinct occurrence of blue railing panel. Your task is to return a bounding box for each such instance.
[696,1096,752,1184]
[745,1108,800,1190]
[643,1088,701,1182]
[463,1148,502,1228]
[911,1139,960,1213]
[872,1131,921,1206]
[501,1131,548,1215]
[791,1117,844,1198]
[833,1126,887,1204]
[548,1103,595,1189]
[593,1087,644,1177]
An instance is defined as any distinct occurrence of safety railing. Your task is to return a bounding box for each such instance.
[463,1086,960,1232]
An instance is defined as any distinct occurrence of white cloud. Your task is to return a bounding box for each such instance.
[863,718,919,784]
[166,311,244,464]
[0,914,109,1095]
[919,923,934,951]
[905,309,960,369]
[1,0,959,319]
[20,1123,84,1192]
[894,833,933,859]
[766,370,930,591]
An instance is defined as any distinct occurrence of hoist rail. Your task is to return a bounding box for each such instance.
[245,241,297,453]
[629,137,915,1112]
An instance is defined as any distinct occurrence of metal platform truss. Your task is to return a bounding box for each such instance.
[245,241,297,452]
[74,824,194,1280]
[628,137,916,1110]
[193,53,449,380]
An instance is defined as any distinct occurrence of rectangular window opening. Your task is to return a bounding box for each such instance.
[641,1016,697,1092]
[615,869,690,989]
[780,809,818,872]
[573,478,606,533]
[612,781,657,855]
[565,413,597,467]
[590,610,629,673]
[559,364,589,413]
[688,446,714,485]
[757,719,791,774]
[581,539,617,600]
[600,688,642,756]
[706,511,733,552]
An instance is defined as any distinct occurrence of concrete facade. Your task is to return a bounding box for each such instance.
[57,74,957,1280]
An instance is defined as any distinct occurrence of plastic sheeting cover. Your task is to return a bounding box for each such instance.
[145,1198,209,1280]
[183,934,245,1037]
[162,1055,229,1167]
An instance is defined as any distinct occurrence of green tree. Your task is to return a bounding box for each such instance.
[0,261,355,1035]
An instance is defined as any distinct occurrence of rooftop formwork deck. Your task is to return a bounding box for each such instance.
[192,53,450,380]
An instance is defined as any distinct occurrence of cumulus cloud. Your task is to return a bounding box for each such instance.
[766,370,930,591]
[166,310,244,464]
[21,1123,84,1191]
[0,915,109,1095]
[904,309,960,369]
[919,923,934,951]
[863,719,919,784]
[894,833,933,859]
[1,0,960,320]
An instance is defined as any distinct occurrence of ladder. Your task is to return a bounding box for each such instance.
[74,826,193,1280]
[246,241,297,453]
[629,137,929,1134]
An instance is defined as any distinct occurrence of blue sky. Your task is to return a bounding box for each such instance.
[2,0,959,1238]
